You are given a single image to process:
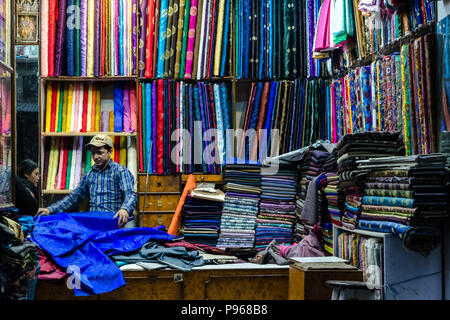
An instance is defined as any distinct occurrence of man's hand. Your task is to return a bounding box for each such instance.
[114,209,129,228]
[35,208,51,217]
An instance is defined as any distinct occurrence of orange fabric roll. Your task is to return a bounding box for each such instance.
[167,174,196,235]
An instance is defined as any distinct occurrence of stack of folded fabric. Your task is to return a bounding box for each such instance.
[357,154,448,227]
[216,164,261,249]
[254,167,297,249]
[321,222,334,256]
[181,188,225,247]
[336,132,405,229]
[295,149,331,239]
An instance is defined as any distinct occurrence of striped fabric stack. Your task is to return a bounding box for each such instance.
[216,164,261,249]
[254,167,297,249]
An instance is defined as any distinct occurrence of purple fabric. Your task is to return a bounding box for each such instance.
[81,0,88,76]
[123,83,132,132]
[94,0,100,77]
[151,82,157,173]
[132,0,137,74]
[279,232,325,258]
[54,0,67,76]
[138,0,148,77]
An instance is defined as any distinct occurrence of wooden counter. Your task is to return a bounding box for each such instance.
[35,263,290,300]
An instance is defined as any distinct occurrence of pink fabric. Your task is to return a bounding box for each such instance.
[279,232,325,258]
[37,249,66,280]
[129,85,137,132]
[314,0,331,52]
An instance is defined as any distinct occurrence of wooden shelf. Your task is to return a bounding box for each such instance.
[40,76,137,82]
[334,224,388,238]
[42,132,137,137]
[42,190,72,195]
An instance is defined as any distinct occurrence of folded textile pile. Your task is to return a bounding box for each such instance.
[357,219,441,256]
[0,215,39,300]
[357,154,449,227]
[295,149,331,239]
[180,189,224,247]
[217,164,261,249]
[321,222,333,256]
[336,131,404,229]
[254,167,297,249]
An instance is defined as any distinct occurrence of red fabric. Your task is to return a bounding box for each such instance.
[60,137,68,189]
[81,84,89,132]
[37,248,66,280]
[114,136,120,162]
[50,83,58,132]
[156,80,164,175]
[145,0,155,77]
[48,0,58,76]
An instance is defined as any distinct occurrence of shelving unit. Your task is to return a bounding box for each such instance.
[333,224,443,300]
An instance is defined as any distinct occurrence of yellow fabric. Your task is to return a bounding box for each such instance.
[109,110,114,132]
[87,83,93,131]
[4,216,24,241]
[95,85,101,131]
[87,0,95,76]
[213,0,225,76]
[46,137,56,190]
[66,83,74,132]
[45,83,53,132]
[119,136,127,166]
[62,83,68,132]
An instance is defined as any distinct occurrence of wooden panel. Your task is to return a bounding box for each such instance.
[35,281,99,300]
[100,271,184,300]
[289,265,363,300]
[139,175,181,193]
[141,212,174,229]
[181,174,223,184]
[139,194,180,212]
[183,269,289,300]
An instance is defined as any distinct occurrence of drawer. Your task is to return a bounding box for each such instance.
[140,212,174,229]
[139,175,181,193]
[181,174,223,184]
[139,194,180,212]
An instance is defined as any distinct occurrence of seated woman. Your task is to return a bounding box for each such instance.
[15,159,40,216]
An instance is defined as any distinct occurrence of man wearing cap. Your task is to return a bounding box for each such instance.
[36,134,137,228]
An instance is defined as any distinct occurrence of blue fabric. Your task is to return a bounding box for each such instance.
[114,83,124,132]
[220,0,231,77]
[31,211,176,296]
[18,215,35,236]
[145,83,152,173]
[242,0,251,78]
[156,0,169,78]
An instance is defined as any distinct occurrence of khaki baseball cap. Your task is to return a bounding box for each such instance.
[86,134,113,149]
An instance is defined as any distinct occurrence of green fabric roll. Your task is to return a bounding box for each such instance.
[74,0,81,76]
[65,138,73,190]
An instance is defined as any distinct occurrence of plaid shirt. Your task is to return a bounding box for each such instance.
[48,160,137,216]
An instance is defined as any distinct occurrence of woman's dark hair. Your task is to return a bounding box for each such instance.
[18,159,38,178]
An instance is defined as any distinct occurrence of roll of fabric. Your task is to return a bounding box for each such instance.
[41,0,49,77]
[157,80,164,174]
[94,0,101,77]
[152,82,158,172]
[130,84,137,132]
[119,136,127,166]
[184,0,199,78]
[54,0,67,77]
[163,0,175,78]
[114,83,124,132]
[138,0,148,77]
[127,136,138,188]
[66,83,74,132]
[174,0,187,78]
[123,83,132,132]
[45,83,53,132]
[156,0,169,77]
[145,0,156,77]
[74,0,81,76]
[179,0,191,78]
[81,0,88,76]
[65,139,73,189]
[191,0,203,79]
